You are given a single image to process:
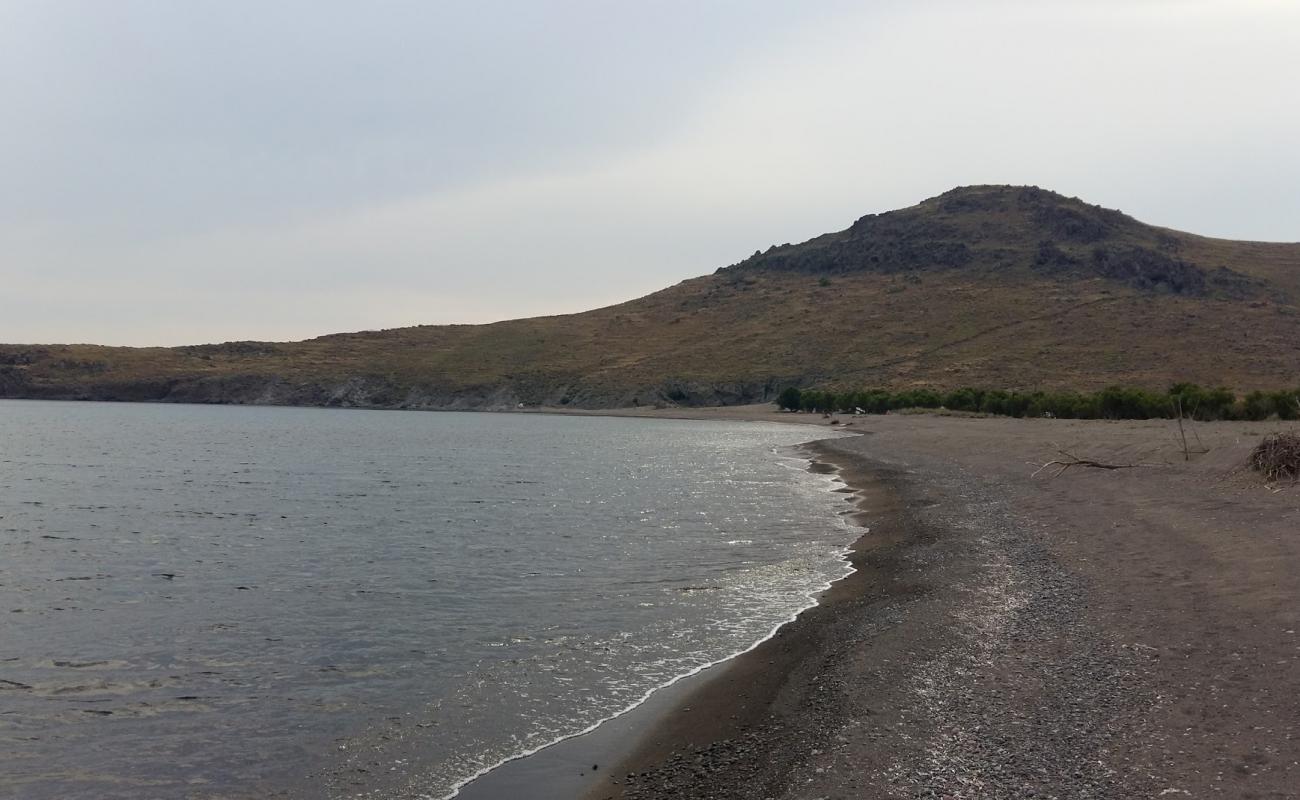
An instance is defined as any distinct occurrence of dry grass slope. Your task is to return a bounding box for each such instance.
[3,185,1298,409]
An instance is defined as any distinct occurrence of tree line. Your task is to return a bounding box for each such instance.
[776,383,1300,422]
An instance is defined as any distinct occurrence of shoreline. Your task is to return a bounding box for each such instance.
[452,434,863,800]
[579,438,923,799]
[571,409,1300,798]
[10,400,1297,797]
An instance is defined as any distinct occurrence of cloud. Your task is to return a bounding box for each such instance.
[3,1,1297,345]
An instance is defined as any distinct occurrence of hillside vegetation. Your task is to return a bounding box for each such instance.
[3,185,1299,409]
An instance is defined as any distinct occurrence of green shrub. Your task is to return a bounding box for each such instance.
[834,392,858,413]
[857,390,891,414]
[1274,390,1300,421]
[979,389,1011,416]
[883,389,937,410]
[1241,391,1275,421]
[776,386,802,411]
[800,390,833,413]
[1169,383,1236,420]
[781,383,1286,422]
[1097,386,1171,419]
[943,387,984,412]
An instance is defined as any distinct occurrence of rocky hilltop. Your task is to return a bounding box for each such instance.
[727,186,1264,298]
[4,186,1299,409]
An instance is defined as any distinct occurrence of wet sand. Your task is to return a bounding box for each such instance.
[564,408,1300,799]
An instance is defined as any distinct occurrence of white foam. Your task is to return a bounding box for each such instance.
[438,431,861,800]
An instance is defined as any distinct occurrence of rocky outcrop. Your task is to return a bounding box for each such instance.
[722,185,1260,299]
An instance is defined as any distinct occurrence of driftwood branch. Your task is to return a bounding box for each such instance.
[1031,450,1158,479]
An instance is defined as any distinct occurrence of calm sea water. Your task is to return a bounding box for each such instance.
[0,401,855,799]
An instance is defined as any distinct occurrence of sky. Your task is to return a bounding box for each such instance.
[3,0,1299,347]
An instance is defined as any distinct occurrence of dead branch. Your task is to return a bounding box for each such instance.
[1172,397,1209,460]
[1031,449,1159,479]
[1175,397,1189,461]
[1249,432,1300,482]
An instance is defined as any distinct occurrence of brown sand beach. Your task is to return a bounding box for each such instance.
[567,408,1300,799]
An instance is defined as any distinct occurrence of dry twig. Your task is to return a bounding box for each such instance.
[1031,449,1158,479]
[1172,397,1209,461]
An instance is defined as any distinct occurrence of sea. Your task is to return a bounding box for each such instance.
[0,400,857,799]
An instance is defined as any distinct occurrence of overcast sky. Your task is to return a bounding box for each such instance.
[3,0,1298,346]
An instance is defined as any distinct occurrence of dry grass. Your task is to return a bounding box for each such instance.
[3,186,1299,407]
[7,268,1299,404]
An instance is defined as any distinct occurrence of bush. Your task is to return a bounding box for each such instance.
[979,389,1011,416]
[834,392,858,413]
[1169,383,1236,420]
[776,386,803,411]
[1097,386,1171,419]
[1004,391,1034,418]
[1236,387,1299,422]
[1274,390,1300,421]
[800,390,833,414]
[1030,391,1101,419]
[943,387,984,412]
[779,383,1289,423]
[907,388,942,409]
[857,390,891,414]
[1241,391,1276,421]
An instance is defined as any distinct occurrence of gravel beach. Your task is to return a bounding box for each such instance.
[581,409,1300,800]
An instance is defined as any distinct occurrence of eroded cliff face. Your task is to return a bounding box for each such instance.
[1,368,786,411]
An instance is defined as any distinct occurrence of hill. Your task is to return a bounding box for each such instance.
[3,185,1299,409]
